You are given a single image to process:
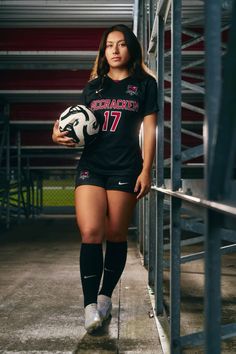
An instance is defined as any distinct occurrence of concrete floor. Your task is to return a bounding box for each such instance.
[1,218,236,353]
[162,244,236,354]
[0,218,162,354]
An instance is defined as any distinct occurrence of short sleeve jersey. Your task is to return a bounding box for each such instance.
[78,74,158,175]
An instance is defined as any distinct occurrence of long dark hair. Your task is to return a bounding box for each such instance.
[90,24,152,80]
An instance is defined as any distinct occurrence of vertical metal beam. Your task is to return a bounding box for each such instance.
[31,172,35,218]
[37,174,43,215]
[138,0,144,49]
[133,0,139,36]
[39,175,43,213]
[155,13,165,315]
[143,1,148,63]
[17,130,21,222]
[137,0,147,262]
[136,0,144,256]
[149,0,155,31]
[204,1,222,177]
[143,195,149,267]
[170,197,181,353]
[36,174,39,215]
[209,0,236,201]
[170,0,182,353]
[204,210,222,354]
[138,197,144,255]
[26,157,30,218]
[148,189,156,287]
[4,104,10,229]
[204,1,222,353]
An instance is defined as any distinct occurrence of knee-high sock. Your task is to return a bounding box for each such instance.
[99,240,127,298]
[80,243,103,307]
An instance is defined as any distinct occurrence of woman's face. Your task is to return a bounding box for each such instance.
[105,31,130,70]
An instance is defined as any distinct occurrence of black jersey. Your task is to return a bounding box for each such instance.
[78,74,158,175]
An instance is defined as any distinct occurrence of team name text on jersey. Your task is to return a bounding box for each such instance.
[90,99,139,112]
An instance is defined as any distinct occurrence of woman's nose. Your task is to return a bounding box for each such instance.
[113,44,119,54]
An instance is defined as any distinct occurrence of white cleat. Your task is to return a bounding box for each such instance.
[97,294,112,322]
[84,303,102,333]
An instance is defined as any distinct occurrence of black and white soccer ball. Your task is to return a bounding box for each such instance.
[59,105,99,146]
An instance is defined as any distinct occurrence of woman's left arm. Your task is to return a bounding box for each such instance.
[134,112,157,199]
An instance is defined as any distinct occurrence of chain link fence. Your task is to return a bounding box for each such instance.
[39,170,76,215]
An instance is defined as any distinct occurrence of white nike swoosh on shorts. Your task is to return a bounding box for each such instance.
[118,182,128,185]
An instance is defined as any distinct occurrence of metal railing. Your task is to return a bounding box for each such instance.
[136,0,236,353]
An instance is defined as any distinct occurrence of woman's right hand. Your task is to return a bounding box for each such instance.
[52,120,77,147]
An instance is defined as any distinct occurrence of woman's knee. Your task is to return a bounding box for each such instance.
[79,226,104,243]
[105,229,127,242]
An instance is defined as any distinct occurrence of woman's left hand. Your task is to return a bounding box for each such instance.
[134,170,152,200]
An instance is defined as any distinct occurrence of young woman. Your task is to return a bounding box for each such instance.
[52,24,158,334]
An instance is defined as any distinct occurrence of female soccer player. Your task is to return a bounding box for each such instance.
[52,24,158,334]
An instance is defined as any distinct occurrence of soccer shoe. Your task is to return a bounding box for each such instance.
[84,303,102,333]
[97,294,112,322]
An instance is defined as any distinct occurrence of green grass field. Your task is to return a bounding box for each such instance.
[43,187,74,206]
[7,179,75,207]
[42,179,75,206]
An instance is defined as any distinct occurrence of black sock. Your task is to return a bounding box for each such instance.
[99,240,127,298]
[80,243,103,307]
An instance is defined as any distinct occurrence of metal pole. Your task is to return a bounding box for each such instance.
[170,0,182,353]
[5,104,10,229]
[138,0,144,46]
[149,0,155,30]
[204,1,224,353]
[148,189,156,287]
[208,0,236,201]
[155,13,165,315]
[143,195,149,267]
[143,0,148,63]
[26,157,30,218]
[17,130,21,222]
[138,197,144,255]
[133,0,139,36]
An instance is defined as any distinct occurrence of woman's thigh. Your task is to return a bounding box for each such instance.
[75,185,107,243]
[105,190,137,242]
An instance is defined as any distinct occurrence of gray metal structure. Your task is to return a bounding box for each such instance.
[136,0,236,353]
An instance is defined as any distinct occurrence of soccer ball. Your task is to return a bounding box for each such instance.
[59,105,99,146]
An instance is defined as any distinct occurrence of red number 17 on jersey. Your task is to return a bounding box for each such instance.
[102,111,121,132]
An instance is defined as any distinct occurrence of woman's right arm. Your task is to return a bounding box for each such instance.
[52,119,77,147]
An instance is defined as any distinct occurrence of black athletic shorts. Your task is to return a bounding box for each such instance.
[75,168,140,194]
